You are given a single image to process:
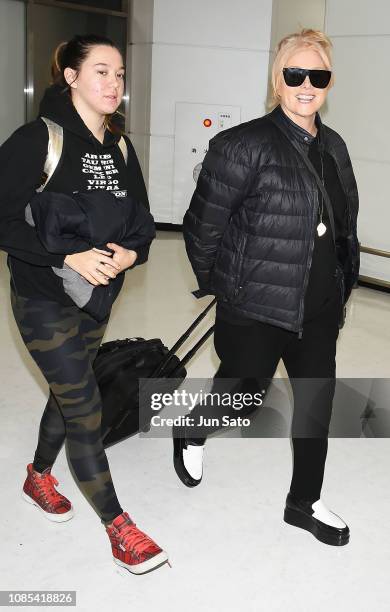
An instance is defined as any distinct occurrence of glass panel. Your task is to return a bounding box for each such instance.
[0,0,25,144]
[29,3,127,124]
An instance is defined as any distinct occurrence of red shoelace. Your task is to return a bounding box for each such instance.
[33,472,63,506]
[115,519,158,555]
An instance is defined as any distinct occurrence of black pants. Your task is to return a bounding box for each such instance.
[186,285,342,502]
[10,288,123,525]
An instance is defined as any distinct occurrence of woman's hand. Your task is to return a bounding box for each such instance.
[64,248,121,286]
[106,243,138,272]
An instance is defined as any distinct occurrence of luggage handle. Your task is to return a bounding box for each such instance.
[168,324,215,377]
[108,300,216,435]
[150,297,216,378]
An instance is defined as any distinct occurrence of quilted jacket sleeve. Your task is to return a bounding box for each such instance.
[182,131,254,295]
[331,132,360,303]
[342,143,360,298]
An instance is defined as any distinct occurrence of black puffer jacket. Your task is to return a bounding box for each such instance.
[183,104,359,335]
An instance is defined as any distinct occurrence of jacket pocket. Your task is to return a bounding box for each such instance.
[335,262,345,306]
[335,263,346,329]
[232,234,247,302]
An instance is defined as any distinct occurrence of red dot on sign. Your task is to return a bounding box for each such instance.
[203,119,212,127]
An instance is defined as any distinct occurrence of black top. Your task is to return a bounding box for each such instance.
[0,84,150,304]
[302,133,347,321]
[217,115,347,327]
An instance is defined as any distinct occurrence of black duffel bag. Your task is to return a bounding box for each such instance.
[94,299,216,448]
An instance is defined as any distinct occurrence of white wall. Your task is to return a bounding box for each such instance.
[323,0,390,284]
[130,0,273,223]
[128,0,154,187]
[269,0,325,49]
[267,0,325,104]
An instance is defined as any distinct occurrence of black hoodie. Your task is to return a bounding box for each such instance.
[0,84,151,306]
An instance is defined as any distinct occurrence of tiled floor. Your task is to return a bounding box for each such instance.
[1,232,389,612]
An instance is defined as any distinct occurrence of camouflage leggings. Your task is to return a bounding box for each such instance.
[10,288,123,526]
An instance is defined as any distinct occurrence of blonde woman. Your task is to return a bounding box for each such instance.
[174,29,359,546]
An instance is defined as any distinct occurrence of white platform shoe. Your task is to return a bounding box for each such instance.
[284,492,350,546]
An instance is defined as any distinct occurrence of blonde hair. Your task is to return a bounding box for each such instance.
[268,29,334,110]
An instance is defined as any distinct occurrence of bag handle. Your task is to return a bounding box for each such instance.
[150,298,216,377]
[269,116,336,243]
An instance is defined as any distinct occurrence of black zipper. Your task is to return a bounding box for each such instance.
[233,234,247,300]
[296,186,319,339]
[335,263,345,304]
[330,152,355,311]
[331,152,352,236]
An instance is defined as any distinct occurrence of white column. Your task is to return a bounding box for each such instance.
[323,0,390,284]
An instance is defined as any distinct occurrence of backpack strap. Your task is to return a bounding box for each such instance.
[37,116,64,192]
[118,135,128,164]
[37,118,128,192]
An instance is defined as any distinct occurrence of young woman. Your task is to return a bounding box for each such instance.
[174,29,359,547]
[0,34,168,574]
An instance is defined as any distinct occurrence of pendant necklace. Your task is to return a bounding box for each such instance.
[317,149,327,237]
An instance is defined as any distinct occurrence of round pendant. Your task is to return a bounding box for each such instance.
[317,222,327,237]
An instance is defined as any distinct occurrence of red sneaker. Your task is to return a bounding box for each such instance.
[106,512,168,574]
[21,463,74,522]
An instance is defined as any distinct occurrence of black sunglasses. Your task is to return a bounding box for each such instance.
[283,67,332,89]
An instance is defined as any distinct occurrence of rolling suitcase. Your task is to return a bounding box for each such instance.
[94,298,216,448]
